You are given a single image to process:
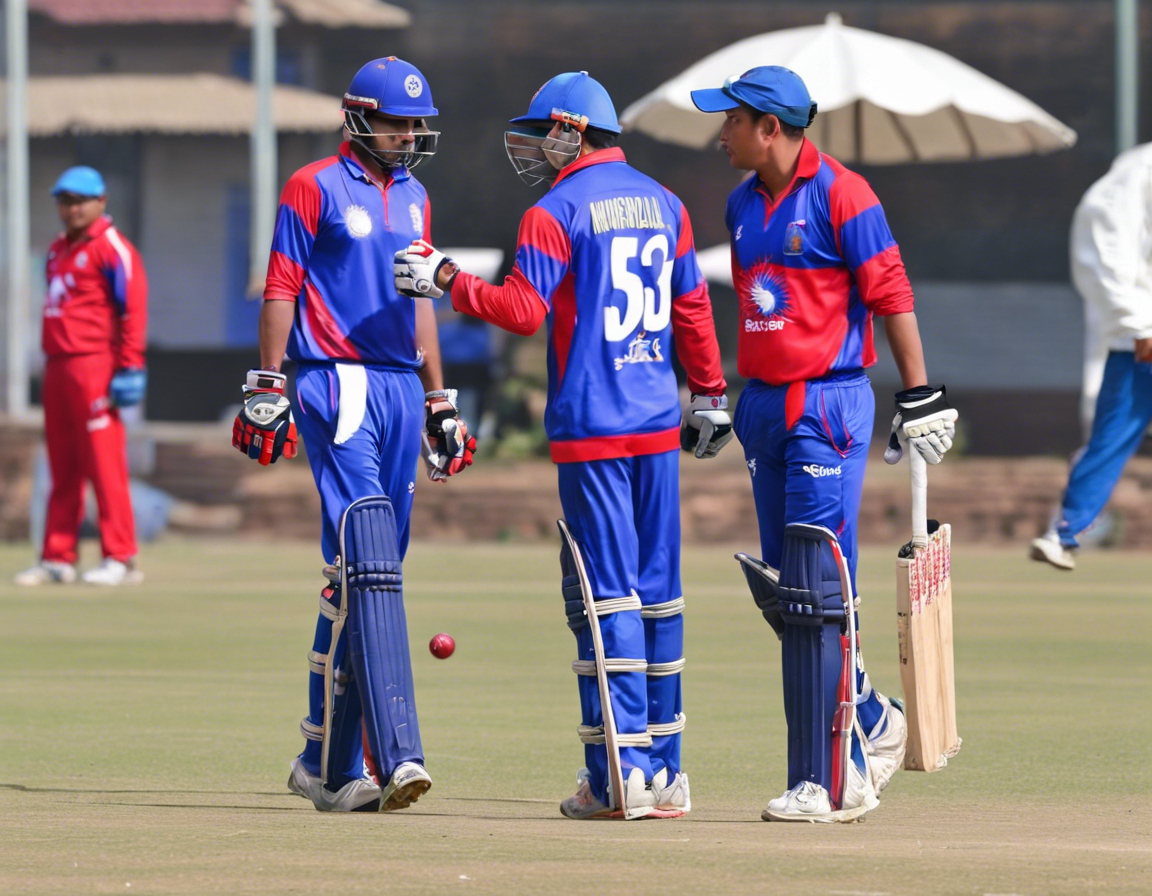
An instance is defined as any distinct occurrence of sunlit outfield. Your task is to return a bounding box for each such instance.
[1,537,1149,895]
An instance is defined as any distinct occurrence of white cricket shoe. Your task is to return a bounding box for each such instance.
[13,560,77,586]
[287,757,322,802]
[559,767,655,820]
[866,695,908,794]
[378,761,432,812]
[314,775,385,813]
[762,763,879,824]
[82,558,144,586]
[649,767,691,816]
[1030,532,1076,570]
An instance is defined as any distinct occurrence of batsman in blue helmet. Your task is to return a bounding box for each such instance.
[395,72,731,820]
[233,57,477,813]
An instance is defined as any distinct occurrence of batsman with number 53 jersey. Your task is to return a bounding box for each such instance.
[691,66,959,822]
[233,57,475,815]
[395,71,731,820]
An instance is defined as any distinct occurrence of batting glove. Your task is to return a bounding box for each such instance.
[109,367,147,408]
[232,369,299,466]
[422,389,477,480]
[394,239,459,299]
[884,385,958,466]
[680,393,734,459]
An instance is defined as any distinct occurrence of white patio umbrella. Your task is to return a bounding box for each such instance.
[620,13,1076,164]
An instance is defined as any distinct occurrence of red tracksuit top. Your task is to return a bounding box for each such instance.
[43,215,148,368]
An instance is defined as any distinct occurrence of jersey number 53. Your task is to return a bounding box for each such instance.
[605,234,672,342]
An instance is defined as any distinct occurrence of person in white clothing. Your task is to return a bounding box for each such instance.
[1032,143,1152,570]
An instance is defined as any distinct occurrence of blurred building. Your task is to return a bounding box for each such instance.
[9,0,1152,451]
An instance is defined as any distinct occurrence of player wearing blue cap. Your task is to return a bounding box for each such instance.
[15,166,149,588]
[233,57,476,813]
[691,66,959,822]
[396,71,731,820]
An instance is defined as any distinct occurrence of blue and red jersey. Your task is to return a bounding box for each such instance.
[43,215,147,368]
[450,148,726,463]
[728,139,913,385]
[264,142,431,367]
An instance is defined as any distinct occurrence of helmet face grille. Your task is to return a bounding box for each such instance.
[504,127,555,186]
[343,109,440,171]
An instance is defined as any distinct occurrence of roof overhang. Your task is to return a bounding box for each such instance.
[5,74,343,136]
[29,0,411,29]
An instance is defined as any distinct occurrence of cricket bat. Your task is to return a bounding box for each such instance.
[896,450,962,771]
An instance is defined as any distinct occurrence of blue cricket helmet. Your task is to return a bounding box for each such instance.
[343,56,438,119]
[510,71,621,134]
[342,57,440,170]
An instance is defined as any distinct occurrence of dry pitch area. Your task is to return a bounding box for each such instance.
[1,537,1149,895]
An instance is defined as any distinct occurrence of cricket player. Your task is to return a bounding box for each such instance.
[232,57,476,813]
[15,166,148,587]
[395,72,731,819]
[690,67,958,822]
[1031,142,1152,571]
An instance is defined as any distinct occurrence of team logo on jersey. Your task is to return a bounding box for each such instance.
[735,225,743,241]
[405,74,423,97]
[409,203,423,235]
[735,260,792,332]
[44,272,75,318]
[783,220,805,255]
[614,330,663,371]
[344,204,372,238]
[75,251,88,268]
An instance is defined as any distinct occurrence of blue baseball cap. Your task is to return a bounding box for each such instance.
[510,71,622,135]
[690,66,817,128]
[51,166,106,198]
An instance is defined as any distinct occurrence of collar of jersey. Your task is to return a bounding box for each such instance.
[67,214,112,244]
[754,138,821,203]
[338,141,410,186]
[552,147,626,187]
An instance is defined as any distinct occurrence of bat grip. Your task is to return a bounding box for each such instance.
[910,448,929,548]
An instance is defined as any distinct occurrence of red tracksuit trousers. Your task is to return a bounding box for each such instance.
[41,353,136,564]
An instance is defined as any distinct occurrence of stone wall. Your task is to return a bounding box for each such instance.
[3,422,1151,548]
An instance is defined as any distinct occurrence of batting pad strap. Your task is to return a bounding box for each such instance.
[318,592,342,622]
[640,597,685,619]
[648,713,686,738]
[571,658,648,676]
[646,657,686,677]
[594,593,642,616]
[577,725,653,747]
[308,650,327,675]
[300,717,324,742]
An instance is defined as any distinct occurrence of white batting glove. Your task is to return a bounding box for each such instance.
[393,239,458,299]
[884,385,958,466]
[680,393,734,459]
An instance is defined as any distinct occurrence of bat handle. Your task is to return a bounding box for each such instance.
[910,448,929,548]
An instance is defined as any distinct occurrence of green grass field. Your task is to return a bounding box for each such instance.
[2,537,1149,895]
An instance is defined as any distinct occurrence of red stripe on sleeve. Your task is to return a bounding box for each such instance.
[519,205,571,263]
[280,170,322,236]
[449,269,549,336]
[671,281,727,396]
[675,203,695,259]
[854,245,914,315]
[828,170,881,237]
[263,251,305,302]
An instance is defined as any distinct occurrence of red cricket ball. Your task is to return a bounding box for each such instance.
[429,633,455,659]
